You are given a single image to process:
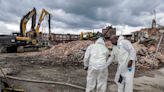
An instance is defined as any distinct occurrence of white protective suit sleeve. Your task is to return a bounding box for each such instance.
[84,45,92,67]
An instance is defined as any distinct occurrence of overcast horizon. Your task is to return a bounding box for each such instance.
[0,0,164,35]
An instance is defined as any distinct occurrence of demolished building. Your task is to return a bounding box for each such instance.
[102,26,116,38]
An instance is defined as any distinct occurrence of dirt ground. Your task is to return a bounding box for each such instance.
[0,53,164,92]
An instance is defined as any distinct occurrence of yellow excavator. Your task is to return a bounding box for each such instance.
[16,8,37,52]
[0,8,51,52]
[80,32,94,40]
[26,8,51,47]
[80,32,102,40]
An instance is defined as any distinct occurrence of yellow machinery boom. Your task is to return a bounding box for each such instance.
[20,8,36,37]
[35,9,51,37]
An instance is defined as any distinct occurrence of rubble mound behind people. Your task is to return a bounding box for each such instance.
[19,39,163,70]
[20,40,112,65]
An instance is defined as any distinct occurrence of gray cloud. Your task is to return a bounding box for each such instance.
[0,0,164,34]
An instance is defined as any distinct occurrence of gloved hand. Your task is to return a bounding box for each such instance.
[128,60,133,72]
[128,60,133,68]
[84,66,88,71]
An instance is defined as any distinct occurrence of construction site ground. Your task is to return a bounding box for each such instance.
[0,52,164,92]
[0,40,164,92]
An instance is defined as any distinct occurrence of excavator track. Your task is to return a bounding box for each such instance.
[17,46,39,53]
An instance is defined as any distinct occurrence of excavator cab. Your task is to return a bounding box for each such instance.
[15,8,37,47]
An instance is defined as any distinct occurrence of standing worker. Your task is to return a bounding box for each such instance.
[107,35,136,92]
[84,37,110,92]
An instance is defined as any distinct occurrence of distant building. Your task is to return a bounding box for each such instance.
[102,26,116,38]
[51,33,80,44]
[123,34,133,41]
[132,28,160,43]
[131,19,162,42]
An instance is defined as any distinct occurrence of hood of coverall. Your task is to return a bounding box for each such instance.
[117,36,124,43]
[95,37,105,45]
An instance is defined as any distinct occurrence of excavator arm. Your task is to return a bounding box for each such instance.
[20,8,36,37]
[35,9,51,36]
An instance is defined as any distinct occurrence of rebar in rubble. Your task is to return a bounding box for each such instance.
[156,34,163,53]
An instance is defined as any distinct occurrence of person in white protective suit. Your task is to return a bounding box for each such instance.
[107,35,136,92]
[84,37,110,92]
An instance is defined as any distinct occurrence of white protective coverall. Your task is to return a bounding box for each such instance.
[84,37,110,92]
[107,36,136,92]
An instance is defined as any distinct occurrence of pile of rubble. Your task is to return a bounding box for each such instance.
[133,41,164,70]
[22,38,163,70]
[23,40,112,66]
[159,36,164,54]
[39,40,94,58]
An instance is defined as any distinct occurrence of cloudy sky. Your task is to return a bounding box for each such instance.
[0,0,164,35]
